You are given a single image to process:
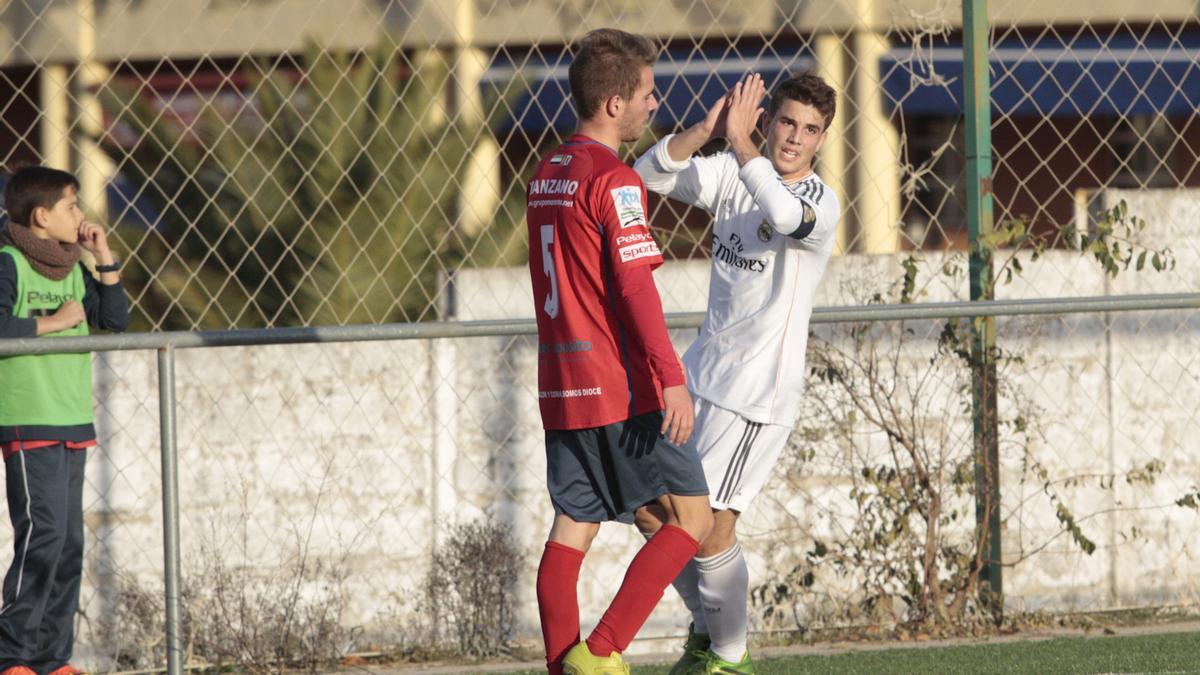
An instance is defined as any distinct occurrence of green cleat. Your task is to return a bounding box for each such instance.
[668,623,712,675]
[698,649,756,674]
[562,641,631,675]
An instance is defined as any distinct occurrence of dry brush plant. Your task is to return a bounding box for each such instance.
[92,544,351,672]
[752,202,1178,634]
[415,517,525,659]
[91,462,356,672]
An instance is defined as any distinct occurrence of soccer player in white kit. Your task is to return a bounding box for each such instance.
[632,72,840,674]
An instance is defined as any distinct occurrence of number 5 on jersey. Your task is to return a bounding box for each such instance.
[540,224,559,319]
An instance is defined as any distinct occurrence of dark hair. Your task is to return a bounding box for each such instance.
[567,28,658,121]
[3,165,79,227]
[768,72,837,130]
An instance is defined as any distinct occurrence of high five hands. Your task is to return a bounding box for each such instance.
[723,73,766,144]
[664,73,767,166]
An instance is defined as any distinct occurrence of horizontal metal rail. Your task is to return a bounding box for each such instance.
[0,293,1196,356]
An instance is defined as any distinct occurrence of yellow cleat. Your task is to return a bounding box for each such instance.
[562,641,631,675]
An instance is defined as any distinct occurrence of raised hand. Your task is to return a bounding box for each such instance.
[77,221,110,256]
[723,74,766,143]
[664,92,732,162]
[701,93,730,142]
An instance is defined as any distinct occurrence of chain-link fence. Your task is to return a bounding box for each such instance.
[6,285,1194,670]
[1,0,1199,670]
[2,1,1192,331]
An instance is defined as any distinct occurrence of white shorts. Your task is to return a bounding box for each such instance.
[686,398,792,512]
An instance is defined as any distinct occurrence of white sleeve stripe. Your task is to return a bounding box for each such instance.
[784,178,824,205]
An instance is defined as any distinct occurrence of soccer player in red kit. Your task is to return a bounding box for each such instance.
[528,28,714,675]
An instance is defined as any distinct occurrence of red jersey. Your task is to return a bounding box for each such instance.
[527,135,685,430]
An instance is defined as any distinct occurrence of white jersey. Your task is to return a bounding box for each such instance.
[634,135,840,425]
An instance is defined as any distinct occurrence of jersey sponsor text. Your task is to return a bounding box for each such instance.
[539,387,603,399]
[539,339,593,354]
[529,198,575,208]
[26,290,77,305]
[619,241,661,263]
[712,238,766,272]
[530,178,580,195]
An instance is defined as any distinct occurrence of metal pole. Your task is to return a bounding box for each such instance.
[158,346,183,674]
[0,294,1196,358]
[963,0,1002,619]
[0,293,1196,357]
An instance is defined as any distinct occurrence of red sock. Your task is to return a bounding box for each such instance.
[538,541,585,674]
[586,524,699,656]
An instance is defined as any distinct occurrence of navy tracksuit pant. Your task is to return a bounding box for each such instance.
[0,444,85,672]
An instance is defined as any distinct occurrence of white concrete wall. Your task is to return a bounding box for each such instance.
[9,191,1196,667]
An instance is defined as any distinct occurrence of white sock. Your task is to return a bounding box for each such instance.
[696,541,749,662]
[671,559,708,634]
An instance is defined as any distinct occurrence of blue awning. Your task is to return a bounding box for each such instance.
[484,47,814,132]
[882,33,1200,117]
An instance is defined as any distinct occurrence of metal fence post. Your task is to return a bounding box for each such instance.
[158,345,183,674]
[963,0,1003,619]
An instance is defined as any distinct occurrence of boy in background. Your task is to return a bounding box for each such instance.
[0,166,129,674]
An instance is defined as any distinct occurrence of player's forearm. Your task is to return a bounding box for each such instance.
[93,247,120,286]
[666,123,712,162]
[635,137,717,211]
[33,315,65,336]
[84,279,130,333]
[727,131,762,167]
[613,266,686,388]
[635,136,688,197]
[0,314,37,338]
[739,157,816,237]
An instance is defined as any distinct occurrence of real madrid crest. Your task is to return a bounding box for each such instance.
[757,220,773,243]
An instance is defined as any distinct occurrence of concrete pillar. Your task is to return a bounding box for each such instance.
[75,0,112,223]
[814,33,850,256]
[851,28,902,253]
[452,0,501,238]
[452,0,486,128]
[413,48,449,130]
[39,64,71,170]
[844,0,902,254]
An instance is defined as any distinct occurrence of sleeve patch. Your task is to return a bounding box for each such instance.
[610,186,647,229]
[788,204,818,240]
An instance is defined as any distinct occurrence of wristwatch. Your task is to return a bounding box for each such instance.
[95,260,121,273]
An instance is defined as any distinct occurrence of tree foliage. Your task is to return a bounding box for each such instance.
[101,43,527,329]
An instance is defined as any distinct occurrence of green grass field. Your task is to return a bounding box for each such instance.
[501,630,1200,674]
